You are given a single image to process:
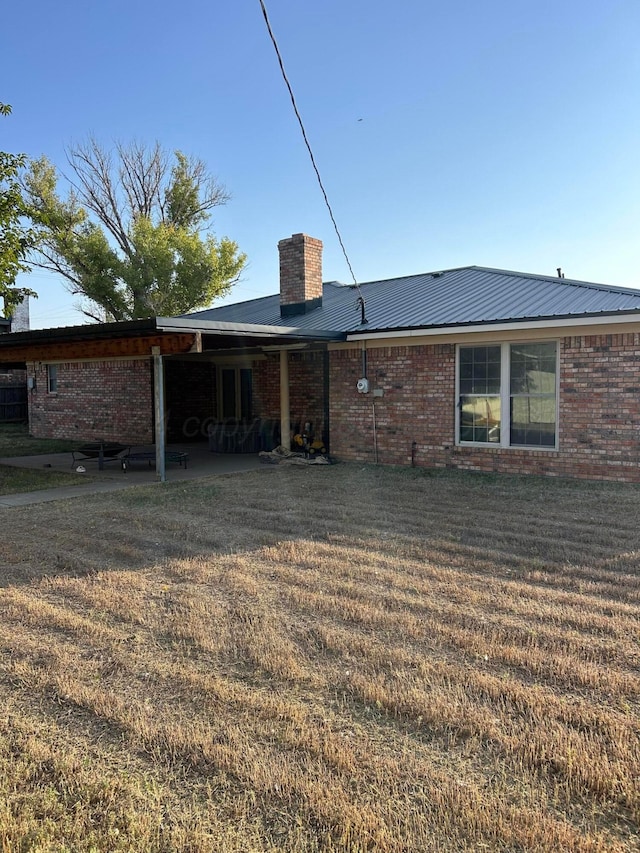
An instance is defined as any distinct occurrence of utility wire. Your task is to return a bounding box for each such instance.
[257,0,367,322]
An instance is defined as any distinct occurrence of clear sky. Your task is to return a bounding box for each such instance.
[3,0,640,329]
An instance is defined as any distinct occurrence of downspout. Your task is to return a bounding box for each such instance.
[152,346,166,483]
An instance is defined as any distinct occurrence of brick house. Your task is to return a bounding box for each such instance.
[2,232,640,481]
[0,302,28,421]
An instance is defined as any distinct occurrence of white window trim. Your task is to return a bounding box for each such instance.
[46,364,58,394]
[455,340,559,451]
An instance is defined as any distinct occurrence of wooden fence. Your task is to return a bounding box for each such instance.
[0,385,28,422]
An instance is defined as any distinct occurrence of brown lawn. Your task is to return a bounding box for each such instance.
[0,464,638,852]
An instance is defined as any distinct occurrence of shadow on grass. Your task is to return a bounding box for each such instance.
[0,463,91,496]
[1,464,640,593]
[0,423,77,457]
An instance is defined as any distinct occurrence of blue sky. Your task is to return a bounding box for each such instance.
[3,0,640,328]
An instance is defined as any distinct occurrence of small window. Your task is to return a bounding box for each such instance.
[47,364,58,393]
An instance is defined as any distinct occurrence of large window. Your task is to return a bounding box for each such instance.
[457,342,557,448]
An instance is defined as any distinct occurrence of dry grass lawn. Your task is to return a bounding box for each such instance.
[0,464,638,852]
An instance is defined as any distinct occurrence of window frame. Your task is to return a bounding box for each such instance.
[217,364,253,421]
[46,364,58,394]
[455,340,559,451]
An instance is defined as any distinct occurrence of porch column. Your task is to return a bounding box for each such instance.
[152,346,166,483]
[280,348,290,451]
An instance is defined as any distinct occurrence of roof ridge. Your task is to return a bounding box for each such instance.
[329,265,640,300]
[468,266,640,298]
[329,266,477,289]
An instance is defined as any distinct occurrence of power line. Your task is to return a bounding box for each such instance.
[257,0,367,322]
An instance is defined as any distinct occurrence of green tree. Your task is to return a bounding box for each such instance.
[23,138,246,321]
[0,103,36,316]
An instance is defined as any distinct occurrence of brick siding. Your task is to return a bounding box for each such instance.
[28,359,153,443]
[164,359,216,441]
[253,351,327,445]
[329,334,640,482]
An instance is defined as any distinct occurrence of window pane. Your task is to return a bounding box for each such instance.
[221,369,236,419]
[460,346,501,395]
[510,343,556,394]
[510,397,556,446]
[460,395,501,443]
[47,365,58,393]
[509,342,556,446]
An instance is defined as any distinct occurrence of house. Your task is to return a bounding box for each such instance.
[2,232,640,481]
[0,300,28,421]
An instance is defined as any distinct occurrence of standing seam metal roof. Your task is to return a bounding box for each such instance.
[183,266,640,333]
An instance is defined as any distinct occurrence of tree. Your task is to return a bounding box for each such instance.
[23,138,246,321]
[0,103,36,316]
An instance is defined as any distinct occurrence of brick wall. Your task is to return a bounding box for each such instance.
[252,358,280,420]
[253,351,327,446]
[329,334,640,482]
[288,351,327,440]
[330,345,455,466]
[164,359,216,441]
[28,358,153,443]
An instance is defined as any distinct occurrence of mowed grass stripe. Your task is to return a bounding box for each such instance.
[1,466,640,850]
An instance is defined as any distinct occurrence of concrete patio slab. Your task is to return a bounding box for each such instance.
[0,443,267,507]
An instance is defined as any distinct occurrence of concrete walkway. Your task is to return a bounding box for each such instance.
[0,443,265,507]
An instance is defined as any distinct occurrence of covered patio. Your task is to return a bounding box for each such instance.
[0,316,343,482]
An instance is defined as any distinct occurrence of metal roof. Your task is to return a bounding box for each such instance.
[3,266,640,357]
[184,266,640,334]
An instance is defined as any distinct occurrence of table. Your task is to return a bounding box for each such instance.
[121,451,189,472]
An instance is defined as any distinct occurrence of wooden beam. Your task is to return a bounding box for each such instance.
[0,333,198,364]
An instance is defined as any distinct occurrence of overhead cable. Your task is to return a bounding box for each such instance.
[257,0,367,321]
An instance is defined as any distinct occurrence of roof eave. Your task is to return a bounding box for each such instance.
[156,316,346,341]
[0,318,160,348]
[345,309,640,340]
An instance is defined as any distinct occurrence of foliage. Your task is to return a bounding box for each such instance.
[0,103,36,316]
[23,138,247,321]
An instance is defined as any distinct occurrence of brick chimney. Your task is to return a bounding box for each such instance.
[278,233,323,317]
[9,296,30,332]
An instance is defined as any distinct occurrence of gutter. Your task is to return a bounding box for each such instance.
[0,315,348,351]
[0,318,159,347]
[156,316,346,341]
[345,310,640,342]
